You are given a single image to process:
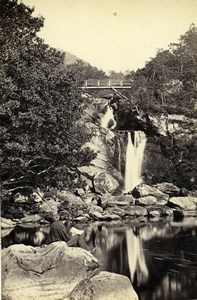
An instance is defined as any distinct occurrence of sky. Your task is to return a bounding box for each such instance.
[22,0,197,73]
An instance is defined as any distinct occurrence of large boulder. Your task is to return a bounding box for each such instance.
[69,271,138,300]
[168,197,197,210]
[2,242,98,300]
[58,189,88,217]
[153,182,180,197]
[1,217,16,229]
[57,189,87,207]
[20,214,43,224]
[132,184,169,204]
[135,196,157,206]
[101,194,135,209]
[123,206,148,217]
[93,172,119,194]
[39,198,59,215]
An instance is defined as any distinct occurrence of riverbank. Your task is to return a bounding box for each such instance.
[2,217,197,300]
[2,182,197,231]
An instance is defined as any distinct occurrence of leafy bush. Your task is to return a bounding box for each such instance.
[0,0,96,197]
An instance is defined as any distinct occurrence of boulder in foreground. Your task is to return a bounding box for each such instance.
[2,242,98,300]
[69,271,138,300]
[169,196,197,210]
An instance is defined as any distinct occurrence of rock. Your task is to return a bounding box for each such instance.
[146,205,174,217]
[105,206,125,218]
[31,189,44,202]
[122,194,136,203]
[101,194,135,209]
[74,215,90,222]
[93,172,119,194]
[89,210,104,220]
[135,196,157,206]
[20,214,43,223]
[153,182,180,197]
[74,188,85,196]
[80,175,93,191]
[69,271,138,300]
[1,217,16,229]
[168,196,197,210]
[108,201,132,207]
[39,198,59,215]
[179,187,190,197]
[1,228,14,238]
[165,208,174,216]
[102,213,121,221]
[58,190,88,217]
[82,193,100,204]
[123,206,148,217]
[58,189,86,206]
[174,209,197,218]
[14,193,27,203]
[132,184,169,203]
[149,210,161,218]
[2,242,98,300]
[88,204,103,214]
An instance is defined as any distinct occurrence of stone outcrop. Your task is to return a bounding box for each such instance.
[69,271,139,300]
[39,198,59,216]
[132,184,169,204]
[1,217,16,229]
[135,196,157,206]
[2,242,98,300]
[93,171,119,194]
[153,182,180,197]
[168,196,197,210]
[2,242,138,300]
[19,214,43,223]
[124,205,148,217]
[100,194,135,209]
[149,114,197,138]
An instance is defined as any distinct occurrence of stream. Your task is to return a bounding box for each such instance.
[2,217,197,300]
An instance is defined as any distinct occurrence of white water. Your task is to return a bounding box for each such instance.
[126,229,149,284]
[100,105,116,129]
[124,131,146,192]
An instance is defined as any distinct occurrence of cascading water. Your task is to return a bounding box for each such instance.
[100,105,116,129]
[124,131,146,192]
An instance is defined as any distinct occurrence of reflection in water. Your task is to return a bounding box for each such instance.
[83,220,197,300]
[126,229,148,284]
[1,225,50,248]
[1,219,197,300]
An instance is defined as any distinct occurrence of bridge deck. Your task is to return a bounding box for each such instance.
[80,79,132,89]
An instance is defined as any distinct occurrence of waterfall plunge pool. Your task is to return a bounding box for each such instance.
[2,218,197,300]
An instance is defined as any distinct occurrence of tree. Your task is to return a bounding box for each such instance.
[0,0,95,196]
[124,25,197,117]
[65,59,107,84]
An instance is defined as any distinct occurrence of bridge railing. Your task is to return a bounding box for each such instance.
[82,79,132,88]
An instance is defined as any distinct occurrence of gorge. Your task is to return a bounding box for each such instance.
[1,3,197,297]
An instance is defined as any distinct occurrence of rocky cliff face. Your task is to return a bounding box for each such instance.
[78,94,125,194]
[79,93,197,191]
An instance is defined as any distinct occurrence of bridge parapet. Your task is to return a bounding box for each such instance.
[81,79,132,89]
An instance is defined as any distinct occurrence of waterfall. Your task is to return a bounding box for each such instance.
[100,105,116,129]
[124,131,146,192]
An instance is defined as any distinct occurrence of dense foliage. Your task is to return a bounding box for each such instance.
[116,26,197,190]
[126,24,197,118]
[0,0,95,197]
[65,59,107,84]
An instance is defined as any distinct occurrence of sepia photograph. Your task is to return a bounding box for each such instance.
[1,0,197,299]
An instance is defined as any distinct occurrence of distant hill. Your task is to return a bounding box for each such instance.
[64,51,80,65]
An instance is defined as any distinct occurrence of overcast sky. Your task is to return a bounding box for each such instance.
[22,0,197,73]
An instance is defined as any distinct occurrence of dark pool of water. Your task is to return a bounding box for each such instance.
[2,217,197,300]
